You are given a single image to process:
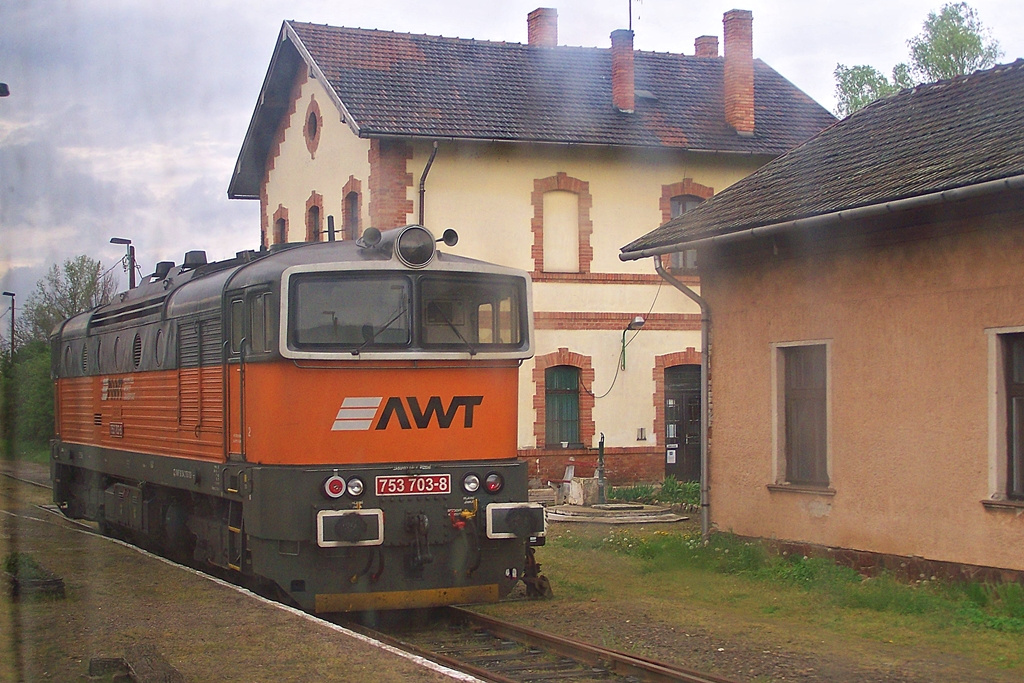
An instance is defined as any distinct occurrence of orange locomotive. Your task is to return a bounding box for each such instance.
[51,225,545,612]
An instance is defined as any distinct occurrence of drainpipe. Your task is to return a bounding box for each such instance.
[418,141,439,226]
[653,257,711,541]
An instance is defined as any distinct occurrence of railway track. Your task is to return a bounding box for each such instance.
[6,469,735,683]
[343,606,738,683]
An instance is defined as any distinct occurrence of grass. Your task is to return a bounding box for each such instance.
[528,525,1024,676]
[554,528,1024,633]
[3,439,49,465]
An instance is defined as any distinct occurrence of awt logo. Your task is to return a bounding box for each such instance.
[332,396,483,431]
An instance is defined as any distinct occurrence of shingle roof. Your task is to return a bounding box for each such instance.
[286,21,834,154]
[621,59,1024,256]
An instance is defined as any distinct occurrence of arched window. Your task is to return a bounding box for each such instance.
[274,218,287,245]
[344,191,359,241]
[307,205,321,242]
[670,194,704,218]
[545,365,580,447]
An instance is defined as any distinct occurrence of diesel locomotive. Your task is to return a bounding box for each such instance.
[51,225,546,612]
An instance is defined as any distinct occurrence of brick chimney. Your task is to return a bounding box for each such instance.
[723,9,754,136]
[528,8,557,47]
[610,29,635,113]
[695,35,719,58]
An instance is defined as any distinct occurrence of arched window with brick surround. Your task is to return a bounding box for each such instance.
[342,176,362,241]
[533,348,596,449]
[273,205,289,245]
[531,173,593,276]
[660,179,713,272]
[306,191,323,242]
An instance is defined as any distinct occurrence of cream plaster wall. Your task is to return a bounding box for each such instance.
[264,76,370,241]
[408,140,765,272]
[705,213,1024,571]
[404,139,755,452]
[532,282,701,315]
[515,327,703,449]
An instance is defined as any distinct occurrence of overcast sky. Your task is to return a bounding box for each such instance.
[2,0,1022,309]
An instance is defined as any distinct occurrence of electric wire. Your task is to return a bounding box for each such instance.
[580,278,663,400]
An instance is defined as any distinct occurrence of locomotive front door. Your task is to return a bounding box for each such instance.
[226,297,245,459]
[664,365,701,482]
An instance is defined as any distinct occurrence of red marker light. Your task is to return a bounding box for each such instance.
[324,475,346,499]
[485,473,503,493]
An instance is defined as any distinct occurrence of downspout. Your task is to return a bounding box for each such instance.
[653,257,711,541]
[418,141,439,226]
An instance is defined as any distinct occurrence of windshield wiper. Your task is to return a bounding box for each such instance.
[427,302,477,356]
[351,304,407,355]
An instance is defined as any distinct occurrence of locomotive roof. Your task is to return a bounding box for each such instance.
[56,233,526,340]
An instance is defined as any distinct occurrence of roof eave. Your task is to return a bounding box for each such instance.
[228,22,362,200]
[620,173,1024,261]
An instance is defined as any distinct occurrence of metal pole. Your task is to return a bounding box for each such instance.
[2,292,13,361]
[128,245,136,289]
[597,432,606,504]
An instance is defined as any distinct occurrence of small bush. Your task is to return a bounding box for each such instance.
[608,476,700,507]
[3,552,49,580]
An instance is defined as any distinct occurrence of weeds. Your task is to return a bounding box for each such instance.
[549,528,1024,634]
[608,476,700,507]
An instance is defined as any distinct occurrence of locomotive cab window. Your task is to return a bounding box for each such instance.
[290,274,411,350]
[420,275,524,349]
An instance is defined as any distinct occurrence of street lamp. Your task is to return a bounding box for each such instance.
[620,315,645,370]
[2,291,13,361]
[110,237,136,288]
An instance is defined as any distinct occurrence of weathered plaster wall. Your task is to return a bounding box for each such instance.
[705,211,1024,570]
[263,74,370,242]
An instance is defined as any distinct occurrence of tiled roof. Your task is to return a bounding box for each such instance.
[622,59,1024,255]
[286,21,834,154]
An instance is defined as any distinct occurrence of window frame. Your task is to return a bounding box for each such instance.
[986,327,1024,504]
[772,340,832,490]
[545,365,581,448]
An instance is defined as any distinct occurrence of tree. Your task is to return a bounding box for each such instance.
[22,255,117,342]
[834,3,1002,116]
[908,2,1002,82]
[833,63,913,118]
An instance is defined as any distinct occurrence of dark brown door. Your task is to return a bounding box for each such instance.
[665,365,701,481]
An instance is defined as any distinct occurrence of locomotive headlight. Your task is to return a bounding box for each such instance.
[462,473,481,493]
[485,473,504,494]
[346,477,365,497]
[395,226,435,268]
[324,475,346,499]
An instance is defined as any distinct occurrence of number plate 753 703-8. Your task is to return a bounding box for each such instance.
[375,474,451,496]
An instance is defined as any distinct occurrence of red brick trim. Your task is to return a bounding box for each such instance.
[304,94,322,159]
[368,139,413,229]
[272,205,289,244]
[660,179,715,224]
[535,312,701,331]
[531,172,593,276]
[532,348,596,449]
[261,64,307,247]
[342,175,362,240]
[519,447,664,486]
[531,271,699,286]
[659,179,715,270]
[305,191,323,242]
[653,349,702,448]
